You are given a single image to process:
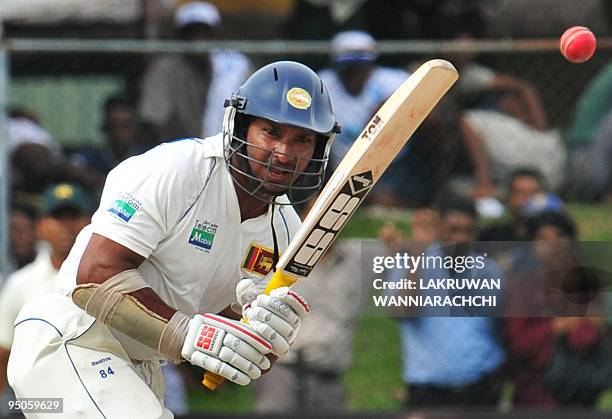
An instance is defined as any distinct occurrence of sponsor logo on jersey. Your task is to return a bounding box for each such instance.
[90,356,112,366]
[189,219,218,251]
[107,193,141,222]
[286,87,311,110]
[242,243,276,276]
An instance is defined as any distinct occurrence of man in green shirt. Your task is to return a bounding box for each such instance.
[566,62,612,200]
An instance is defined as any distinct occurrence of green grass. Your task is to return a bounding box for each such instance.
[188,202,611,413]
[187,377,253,413]
[345,316,404,412]
[599,389,612,410]
[342,202,612,241]
[340,208,414,239]
[566,202,612,240]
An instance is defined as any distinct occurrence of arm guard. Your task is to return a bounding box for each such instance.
[72,269,189,363]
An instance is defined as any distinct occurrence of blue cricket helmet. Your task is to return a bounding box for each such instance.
[232,61,339,136]
[223,61,340,205]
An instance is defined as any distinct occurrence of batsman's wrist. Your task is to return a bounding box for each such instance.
[160,311,191,363]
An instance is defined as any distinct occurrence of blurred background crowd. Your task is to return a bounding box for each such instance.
[1,0,612,417]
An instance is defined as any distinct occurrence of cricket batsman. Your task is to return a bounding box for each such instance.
[7,61,339,418]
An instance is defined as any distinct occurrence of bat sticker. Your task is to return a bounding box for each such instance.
[360,114,383,141]
[348,171,374,194]
[285,172,372,276]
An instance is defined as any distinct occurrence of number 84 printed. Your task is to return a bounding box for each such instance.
[99,367,115,378]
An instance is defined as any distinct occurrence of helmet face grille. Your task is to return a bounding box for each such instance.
[223,113,329,205]
[222,61,339,205]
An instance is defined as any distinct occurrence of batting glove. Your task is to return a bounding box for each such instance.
[181,313,272,386]
[243,287,310,356]
[235,275,268,307]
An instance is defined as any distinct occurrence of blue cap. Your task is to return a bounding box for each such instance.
[331,30,378,64]
[521,192,564,217]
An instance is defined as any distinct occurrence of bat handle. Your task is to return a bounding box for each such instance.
[263,269,298,294]
[202,372,225,390]
[202,270,298,390]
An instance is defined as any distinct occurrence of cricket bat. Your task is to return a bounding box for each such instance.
[203,59,458,390]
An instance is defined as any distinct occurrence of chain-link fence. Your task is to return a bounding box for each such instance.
[1,38,612,416]
[5,39,612,140]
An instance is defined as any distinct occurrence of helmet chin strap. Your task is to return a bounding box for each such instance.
[269,198,280,273]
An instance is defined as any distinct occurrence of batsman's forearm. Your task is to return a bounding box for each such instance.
[72,273,189,363]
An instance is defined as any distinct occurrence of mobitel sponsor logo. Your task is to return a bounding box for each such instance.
[189,219,218,251]
[108,195,141,222]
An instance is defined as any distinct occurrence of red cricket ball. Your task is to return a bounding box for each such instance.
[560,26,597,63]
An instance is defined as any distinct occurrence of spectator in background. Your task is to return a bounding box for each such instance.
[424,11,559,203]
[479,168,547,242]
[452,43,549,120]
[387,200,505,408]
[253,201,363,413]
[0,183,92,396]
[565,61,612,201]
[318,30,419,206]
[318,30,406,166]
[504,210,612,408]
[71,95,150,177]
[458,90,566,199]
[439,10,548,119]
[8,109,105,198]
[9,203,38,271]
[383,199,506,409]
[138,1,251,142]
[407,90,463,207]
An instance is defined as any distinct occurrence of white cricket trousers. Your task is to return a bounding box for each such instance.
[7,294,173,418]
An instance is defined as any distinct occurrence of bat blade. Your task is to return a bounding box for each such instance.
[265,59,458,291]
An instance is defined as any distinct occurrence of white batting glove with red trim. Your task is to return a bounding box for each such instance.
[242,287,310,356]
[235,275,268,307]
[181,313,272,385]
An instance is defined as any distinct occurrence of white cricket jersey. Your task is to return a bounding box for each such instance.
[0,249,59,348]
[57,134,301,317]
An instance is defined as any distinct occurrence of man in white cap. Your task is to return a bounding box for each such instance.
[139,1,251,142]
[318,30,411,206]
